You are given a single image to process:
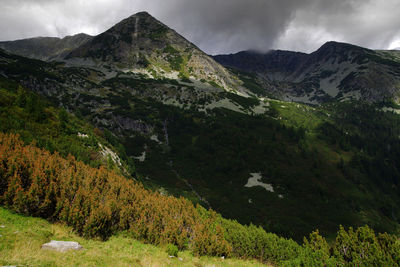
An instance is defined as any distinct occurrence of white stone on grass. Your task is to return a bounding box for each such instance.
[42,240,83,252]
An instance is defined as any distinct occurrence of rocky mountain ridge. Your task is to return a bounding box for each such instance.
[0,33,92,61]
[4,15,400,106]
[215,42,400,103]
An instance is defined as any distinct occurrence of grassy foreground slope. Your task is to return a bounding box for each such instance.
[0,208,266,267]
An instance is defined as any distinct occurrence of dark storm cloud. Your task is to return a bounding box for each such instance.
[1,0,399,54]
[150,0,306,54]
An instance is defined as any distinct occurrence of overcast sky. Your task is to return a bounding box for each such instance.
[1,0,400,55]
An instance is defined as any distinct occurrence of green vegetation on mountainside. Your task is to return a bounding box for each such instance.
[1,133,399,266]
[1,45,400,247]
[109,96,400,241]
[0,77,132,174]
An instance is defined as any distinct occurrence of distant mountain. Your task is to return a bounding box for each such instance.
[214,49,308,75]
[215,42,400,103]
[0,33,92,61]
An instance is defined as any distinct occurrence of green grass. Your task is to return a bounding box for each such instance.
[0,207,269,267]
[267,100,327,131]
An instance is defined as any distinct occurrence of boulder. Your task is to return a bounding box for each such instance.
[41,240,83,252]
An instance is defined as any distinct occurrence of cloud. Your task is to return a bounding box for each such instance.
[0,0,136,39]
[150,0,305,54]
[274,0,400,52]
[0,0,399,54]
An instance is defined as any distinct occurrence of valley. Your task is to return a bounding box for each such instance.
[0,10,400,266]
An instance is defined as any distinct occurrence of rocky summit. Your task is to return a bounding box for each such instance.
[65,12,244,93]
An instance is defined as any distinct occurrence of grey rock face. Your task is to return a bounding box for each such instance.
[41,240,83,252]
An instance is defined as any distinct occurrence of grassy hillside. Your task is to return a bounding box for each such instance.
[0,208,267,267]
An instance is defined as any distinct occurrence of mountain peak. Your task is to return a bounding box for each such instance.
[65,11,243,93]
[119,11,158,26]
[118,11,164,28]
[315,41,369,55]
[65,11,171,62]
[64,33,92,39]
[130,11,152,17]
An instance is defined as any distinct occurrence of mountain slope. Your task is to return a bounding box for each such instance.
[2,47,400,242]
[0,73,131,174]
[0,33,92,61]
[215,42,400,103]
[1,13,400,244]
